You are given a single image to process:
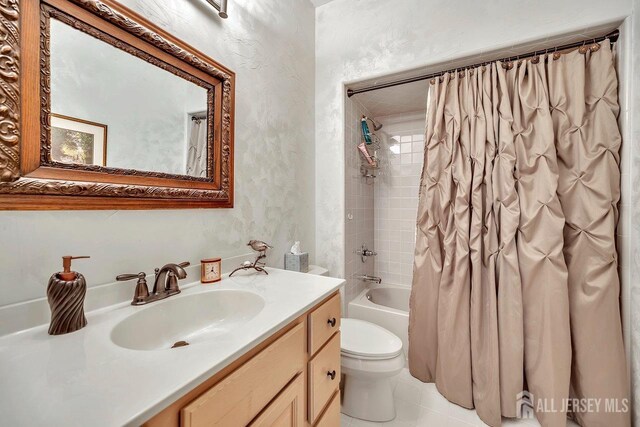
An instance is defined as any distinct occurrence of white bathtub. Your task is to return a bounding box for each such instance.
[347,285,410,357]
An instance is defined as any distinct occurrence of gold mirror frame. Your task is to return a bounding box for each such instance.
[0,0,235,209]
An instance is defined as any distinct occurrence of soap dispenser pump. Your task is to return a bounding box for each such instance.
[47,255,90,335]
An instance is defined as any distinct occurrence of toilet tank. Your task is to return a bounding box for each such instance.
[307,265,329,276]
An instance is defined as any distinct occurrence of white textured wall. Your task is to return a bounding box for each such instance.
[0,0,315,307]
[314,0,632,281]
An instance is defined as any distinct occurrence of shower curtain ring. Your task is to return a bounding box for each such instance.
[579,39,589,54]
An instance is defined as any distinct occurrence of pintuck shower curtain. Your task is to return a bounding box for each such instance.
[186,118,208,177]
[408,41,628,427]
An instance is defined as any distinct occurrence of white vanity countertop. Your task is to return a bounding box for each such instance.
[0,268,344,426]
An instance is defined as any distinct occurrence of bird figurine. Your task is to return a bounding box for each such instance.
[247,240,273,255]
[230,240,272,277]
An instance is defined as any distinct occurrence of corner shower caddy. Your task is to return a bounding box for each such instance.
[358,117,380,179]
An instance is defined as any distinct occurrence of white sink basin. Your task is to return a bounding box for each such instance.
[110,290,265,351]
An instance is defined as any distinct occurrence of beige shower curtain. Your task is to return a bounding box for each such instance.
[408,41,629,427]
[186,118,208,177]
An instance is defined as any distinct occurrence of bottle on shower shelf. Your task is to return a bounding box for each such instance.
[358,142,377,167]
[361,116,372,144]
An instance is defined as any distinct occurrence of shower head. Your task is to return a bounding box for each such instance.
[365,116,383,131]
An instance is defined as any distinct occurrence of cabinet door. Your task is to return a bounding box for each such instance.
[181,322,306,427]
[308,332,341,423]
[315,391,340,427]
[249,374,305,427]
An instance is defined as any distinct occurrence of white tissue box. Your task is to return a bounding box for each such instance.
[284,252,309,273]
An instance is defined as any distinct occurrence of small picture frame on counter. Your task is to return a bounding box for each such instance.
[201,258,222,283]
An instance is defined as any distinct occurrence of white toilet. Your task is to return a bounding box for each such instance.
[340,318,405,422]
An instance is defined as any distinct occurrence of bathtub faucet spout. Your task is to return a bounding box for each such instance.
[355,274,382,284]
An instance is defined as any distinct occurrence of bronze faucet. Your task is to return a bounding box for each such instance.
[117,262,190,305]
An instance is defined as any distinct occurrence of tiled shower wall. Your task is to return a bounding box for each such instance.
[344,96,375,304]
[374,112,426,287]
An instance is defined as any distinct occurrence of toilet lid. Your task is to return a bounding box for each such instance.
[340,318,403,360]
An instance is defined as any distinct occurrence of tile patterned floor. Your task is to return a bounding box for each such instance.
[340,368,580,427]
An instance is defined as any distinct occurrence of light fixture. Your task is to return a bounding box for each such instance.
[205,0,228,18]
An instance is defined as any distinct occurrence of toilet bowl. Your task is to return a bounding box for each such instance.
[340,318,404,422]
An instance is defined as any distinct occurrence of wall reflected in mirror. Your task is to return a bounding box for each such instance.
[49,18,209,177]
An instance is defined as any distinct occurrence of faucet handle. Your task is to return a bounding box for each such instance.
[116,272,149,305]
[116,272,146,281]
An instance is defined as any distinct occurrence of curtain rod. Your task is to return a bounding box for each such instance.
[347,30,619,97]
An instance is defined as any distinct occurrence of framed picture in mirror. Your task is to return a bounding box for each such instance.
[50,114,107,167]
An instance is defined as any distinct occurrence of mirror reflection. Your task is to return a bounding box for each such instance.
[49,18,210,177]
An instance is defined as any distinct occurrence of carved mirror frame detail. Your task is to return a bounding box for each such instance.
[0,0,235,209]
[0,0,20,183]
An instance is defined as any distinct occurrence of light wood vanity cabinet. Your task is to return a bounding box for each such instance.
[308,333,340,423]
[308,294,341,355]
[314,391,340,427]
[249,374,305,427]
[181,323,306,426]
[145,291,341,427]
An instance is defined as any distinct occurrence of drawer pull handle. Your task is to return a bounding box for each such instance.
[327,370,336,380]
[327,317,337,327]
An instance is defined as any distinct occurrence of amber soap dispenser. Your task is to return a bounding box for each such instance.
[47,255,90,335]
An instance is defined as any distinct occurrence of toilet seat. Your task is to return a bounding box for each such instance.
[340,318,403,360]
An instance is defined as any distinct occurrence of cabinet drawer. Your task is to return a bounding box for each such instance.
[181,322,306,427]
[308,332,341,423]
[249,374,305,427]
[314,390,340,427]
[308,293,340,355]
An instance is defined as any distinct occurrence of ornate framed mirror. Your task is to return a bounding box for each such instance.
[0,0,234,209]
